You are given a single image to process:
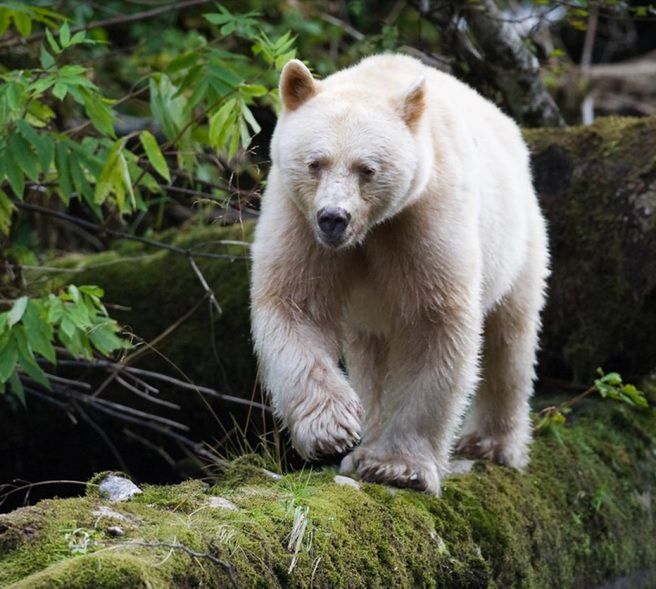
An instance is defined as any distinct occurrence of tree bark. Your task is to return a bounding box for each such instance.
[417,0,565,127]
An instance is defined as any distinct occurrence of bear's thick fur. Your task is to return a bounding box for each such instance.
[251,55,550,494]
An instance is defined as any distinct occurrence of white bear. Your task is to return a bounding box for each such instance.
[250,54,550,495]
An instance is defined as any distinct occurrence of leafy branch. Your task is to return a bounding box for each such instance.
[535,369,648,434]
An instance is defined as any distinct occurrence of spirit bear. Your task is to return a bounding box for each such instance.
[250,54,550,494]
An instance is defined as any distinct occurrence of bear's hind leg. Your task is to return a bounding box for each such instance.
[457,254,548,469]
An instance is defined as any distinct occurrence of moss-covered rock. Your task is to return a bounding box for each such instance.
[1,401,655,588]
[525,116,656,382]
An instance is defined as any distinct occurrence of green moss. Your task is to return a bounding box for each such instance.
[524,116,656,381]
[37,221,256,403]
[2,401,655,588]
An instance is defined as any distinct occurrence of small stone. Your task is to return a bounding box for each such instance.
[430,531,449,556]
[98,475,142,502]
[333,475,361,490]
[448,459,476,476]
[106,526,124,537]
[207,496,238,511]
[262,469,282,480]
[92,506,131,522]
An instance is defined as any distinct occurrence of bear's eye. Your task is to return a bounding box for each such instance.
[358,165,376,180]
[307,160,322,173]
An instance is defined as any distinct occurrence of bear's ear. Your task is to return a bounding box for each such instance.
[398,76,426,131]
[279,59,318,111]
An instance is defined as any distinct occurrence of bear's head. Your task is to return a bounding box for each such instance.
[271,59,432,250]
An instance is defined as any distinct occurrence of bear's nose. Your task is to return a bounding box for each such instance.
[317,207,350,242]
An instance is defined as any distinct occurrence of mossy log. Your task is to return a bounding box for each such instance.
[525,116,656,381]
[1,401,655,588]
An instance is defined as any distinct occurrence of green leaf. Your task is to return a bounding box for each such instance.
[12,11,32,37]
[239,84,268,99]
[89,324,125,356]
[4,148,25,198]
[95,140,123,205]
[79,285,104,298]
[69,152,93,202]
[22,300,56,364]
[7,296,28,327]
[16,119,53,173]
[0,189,15,235]
[59,20,70,47]
[0,339,18,382]
[117,150,135,210]
[9,133,39,181]
[81,89,115,137]
[166,51,198,74]
[8,372,25,405]
[241,102,261,135]
[54,142,73,202]
[70,30,86,45]
[139,130,170,182]
[52,81,68,101]
[45,28,61,53]
[40,43,55,69]
[208,97,237,147]
[14,327,50,388]
[5,82,22,112]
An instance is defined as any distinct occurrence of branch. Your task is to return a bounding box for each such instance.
[416,0,564,127]
[56,358,272,413]
[14,201,248,261]
[113,540,238,588]
[463,0,564,127]
[0,0,214,49]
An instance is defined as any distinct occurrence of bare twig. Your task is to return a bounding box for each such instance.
[115,375,181,410]
[189,256,222,315]
[114,540,238,588]
[56,358,272,413]
[0,479,92,508]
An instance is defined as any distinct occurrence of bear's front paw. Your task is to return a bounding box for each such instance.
[288,393,362,460]
[340,447,441,495]
[456,432,529,469]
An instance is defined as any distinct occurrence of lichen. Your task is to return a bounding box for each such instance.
[2,401,655,588]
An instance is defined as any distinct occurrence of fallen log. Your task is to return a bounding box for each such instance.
[1,400,654,588]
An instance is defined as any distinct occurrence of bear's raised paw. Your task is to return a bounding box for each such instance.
[289,395,362,460]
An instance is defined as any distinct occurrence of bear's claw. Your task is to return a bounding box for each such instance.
[340,447,441,494]
[456,432,528,470]
[289,396,361,460]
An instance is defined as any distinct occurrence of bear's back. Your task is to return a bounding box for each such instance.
[322,54,526,167]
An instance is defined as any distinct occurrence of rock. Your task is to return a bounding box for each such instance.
[106,526,124,537]
[206,496,237,511]
[98,475,142,502]
[448,459,476,476]
[333,475,361,490]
